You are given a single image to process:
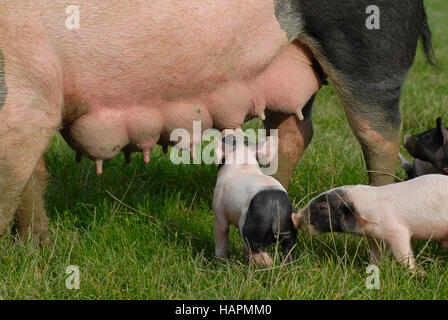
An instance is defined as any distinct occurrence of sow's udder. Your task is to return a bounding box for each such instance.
[61,43,320,173]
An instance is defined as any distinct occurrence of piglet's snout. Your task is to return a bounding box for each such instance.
[403,135,410,146]
[403,135,409,144]
[291,211,303,229]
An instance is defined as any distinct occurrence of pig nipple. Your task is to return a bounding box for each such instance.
[143,149,150,164]
[96,160,103,175]
[190,145,199,162]
[296,109,304,121]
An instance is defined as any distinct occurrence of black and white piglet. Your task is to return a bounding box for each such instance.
[293,174,448,272]
[400,117,448,179]
[213,132,297,266]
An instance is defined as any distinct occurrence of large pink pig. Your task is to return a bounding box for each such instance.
[0,1,434,242]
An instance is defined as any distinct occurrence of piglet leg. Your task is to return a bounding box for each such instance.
[387,231,415,271]
[214,215,230,259]
[281,236,296,263]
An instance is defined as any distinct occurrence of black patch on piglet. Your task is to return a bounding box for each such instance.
[404,117,448,173]
[242,187,297,262]
[0,49,7,111]
[306,188,360,234]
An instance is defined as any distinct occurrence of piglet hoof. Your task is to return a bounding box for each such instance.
[75,153,82,163]
[407,267,426,278]
[162,145,169,154]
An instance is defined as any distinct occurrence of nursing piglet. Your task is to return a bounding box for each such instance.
[213,133,297,266]
[294,174,448,271]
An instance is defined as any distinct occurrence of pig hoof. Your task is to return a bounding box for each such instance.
[162,145,169,154]
[258,111,266,121]
[96,160,103,175]
[75,153,82,163]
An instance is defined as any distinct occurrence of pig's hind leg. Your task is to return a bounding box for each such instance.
[297,0,430,187]
[0,46,61,242]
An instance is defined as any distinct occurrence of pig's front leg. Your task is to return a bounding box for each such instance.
[264,95,315,189]
[214,214,230,259]
[14,156,49,243]
[0,46,61,241]
[387,231,416,272]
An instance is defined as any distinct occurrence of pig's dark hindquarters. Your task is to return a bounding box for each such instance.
[242,188,297,260]
[295,0,435,186]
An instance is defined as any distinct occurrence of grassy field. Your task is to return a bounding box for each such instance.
[1,1,447,300]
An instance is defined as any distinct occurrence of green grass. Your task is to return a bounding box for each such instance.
[1,1,448,300]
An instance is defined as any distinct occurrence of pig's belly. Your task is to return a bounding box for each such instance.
[56,0,319,163]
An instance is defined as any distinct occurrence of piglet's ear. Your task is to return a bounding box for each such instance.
[437,117,448,146]
[257,136,279,165]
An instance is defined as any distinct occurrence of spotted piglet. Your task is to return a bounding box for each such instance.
[213,132,297,266]
[400,117,448,179]
[294,174,448,272]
